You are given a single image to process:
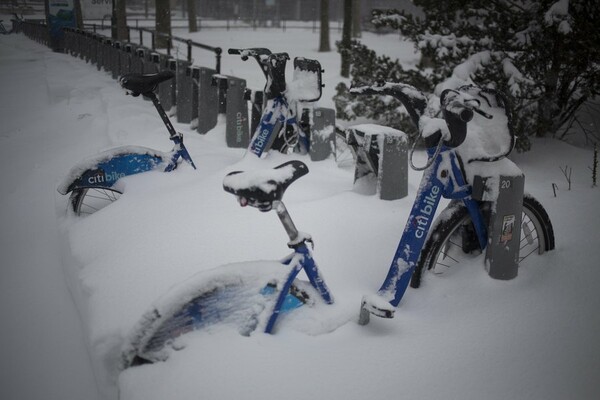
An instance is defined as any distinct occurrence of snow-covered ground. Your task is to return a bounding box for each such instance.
[1,22,600,400]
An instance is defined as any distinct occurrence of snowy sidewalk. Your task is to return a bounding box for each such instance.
[0,35,101,400]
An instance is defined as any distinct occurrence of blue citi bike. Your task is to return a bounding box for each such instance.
[349,82,555,323]
[119,81,554,368]
[228,47,324,157]
[58,71,196,215]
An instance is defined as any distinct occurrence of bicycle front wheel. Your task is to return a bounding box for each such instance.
[120,262,311,370]
[69,187,122,216]
[411,194,555,288]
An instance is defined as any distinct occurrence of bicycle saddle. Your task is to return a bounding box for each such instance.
[223,160,309,211]
[119,71,174,96]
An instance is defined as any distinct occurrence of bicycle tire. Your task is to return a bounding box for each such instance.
[410,194,555,288]
[69,187,122,216]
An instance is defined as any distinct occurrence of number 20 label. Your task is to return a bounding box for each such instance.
[501,179,511,189]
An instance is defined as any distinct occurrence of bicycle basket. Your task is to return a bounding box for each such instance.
[287,57,323,103]
[456,85,515,163]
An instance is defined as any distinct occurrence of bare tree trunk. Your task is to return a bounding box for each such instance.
[111,0,128,41]
[187,0,197,32]
[319,0,330,52]
[74,0,83,29]
[155,0,171,49]
[340,0,352,77]
[352,0,361,38]
[116,0,128,41]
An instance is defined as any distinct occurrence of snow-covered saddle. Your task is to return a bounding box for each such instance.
[223,160,308,211]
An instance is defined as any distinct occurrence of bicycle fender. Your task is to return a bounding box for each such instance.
[58,146,167,194]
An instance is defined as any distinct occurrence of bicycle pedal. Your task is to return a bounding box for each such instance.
[358,295,395,326]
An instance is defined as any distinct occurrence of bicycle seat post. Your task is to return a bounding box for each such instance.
[273,200,301,245]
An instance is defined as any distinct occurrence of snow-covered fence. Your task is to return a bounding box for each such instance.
[347,124,408,201]
[19,19,49,46]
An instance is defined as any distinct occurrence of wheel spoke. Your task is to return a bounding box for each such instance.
[71,187,122,216]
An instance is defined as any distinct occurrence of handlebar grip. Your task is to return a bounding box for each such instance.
[228,48,241,55]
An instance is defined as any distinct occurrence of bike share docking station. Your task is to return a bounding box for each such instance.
[211,75,251,148]
[345,124,409,201]
[472,171,525,280]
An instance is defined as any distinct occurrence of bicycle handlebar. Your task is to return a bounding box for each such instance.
[228,47,272,61]
[228,47,290,99]
[350,82,428,128]
[440,89,493,122]
[351,82,496,149]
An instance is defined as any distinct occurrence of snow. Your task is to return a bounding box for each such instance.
[223,163,297,193]
[287,65,321,102]
[544,0,572,34]
[2,19,600,400]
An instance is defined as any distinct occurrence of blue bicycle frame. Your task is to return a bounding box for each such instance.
[249,96,307,158]
[367,145,488,314]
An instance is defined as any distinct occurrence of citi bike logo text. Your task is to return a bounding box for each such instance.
[236,112,245,143]
[414,185,440,239]
[88,170,125,185]
[251,126,271,154]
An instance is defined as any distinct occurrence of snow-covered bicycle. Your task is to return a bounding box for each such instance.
[352,82,555,323]
[120,159,333,367]
[228,47,323,157]
[119,82,554,369]
[58,71,196,215]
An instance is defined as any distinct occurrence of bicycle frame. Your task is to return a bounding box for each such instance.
[58,91,196,196]
[249,96,304,157]
[262,201,333,333]
[364,145,488,318]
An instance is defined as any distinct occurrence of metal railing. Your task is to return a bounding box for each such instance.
[83,23,221,73]
[19,19,49,46]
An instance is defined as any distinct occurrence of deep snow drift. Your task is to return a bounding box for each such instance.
[1,23,599,400]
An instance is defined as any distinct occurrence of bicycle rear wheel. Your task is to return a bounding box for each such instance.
[411,194,555,288]
[69,187,122,216]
